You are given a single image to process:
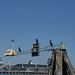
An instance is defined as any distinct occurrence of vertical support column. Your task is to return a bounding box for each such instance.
[60,50,62,75]
[48,51,55,75]
[48,49,63,75]
[56,50,63,75]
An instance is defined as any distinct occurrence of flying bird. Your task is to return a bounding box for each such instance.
[36,38,38,44]
[18,47,21,52]
[50,40,53,47]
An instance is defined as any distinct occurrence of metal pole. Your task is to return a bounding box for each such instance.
[11,40,15,49]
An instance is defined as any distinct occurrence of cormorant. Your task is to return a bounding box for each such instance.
[36,38,38,44]
[18,47,21,52]
[50,40,53,47]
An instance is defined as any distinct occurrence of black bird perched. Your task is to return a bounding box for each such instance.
[18,47,21,52]
[36,38,38,44]
[50,40,53,47]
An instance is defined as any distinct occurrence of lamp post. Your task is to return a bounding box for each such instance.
[11,40,15,49]
[9,61,11,70]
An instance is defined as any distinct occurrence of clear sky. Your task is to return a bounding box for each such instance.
[0,0,75,67]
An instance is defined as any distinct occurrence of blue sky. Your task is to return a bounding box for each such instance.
[0,0,75,67]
